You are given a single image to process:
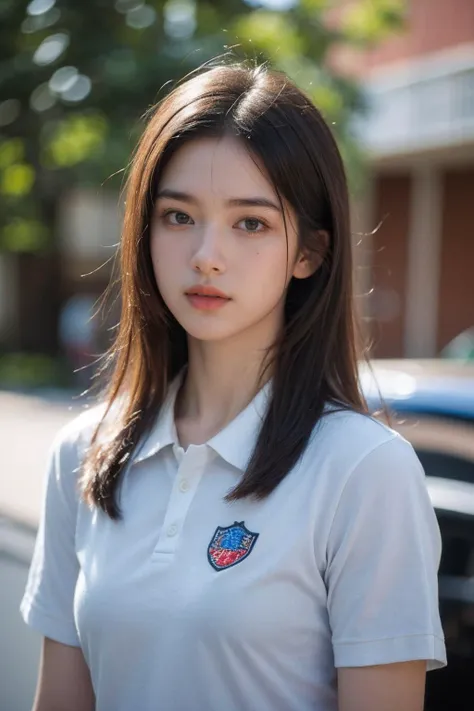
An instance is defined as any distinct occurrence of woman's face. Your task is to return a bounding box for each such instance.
[150,136,314,345]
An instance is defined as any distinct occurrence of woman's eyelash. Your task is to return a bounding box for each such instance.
[161,209,185,217]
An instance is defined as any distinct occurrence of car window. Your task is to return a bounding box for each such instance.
[416,450,474,485]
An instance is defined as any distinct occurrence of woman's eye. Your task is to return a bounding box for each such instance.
[237,217,266,233]
[164,210,193,226]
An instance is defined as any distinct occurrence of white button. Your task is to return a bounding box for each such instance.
[179,479,190,492]
[167,524,178,537]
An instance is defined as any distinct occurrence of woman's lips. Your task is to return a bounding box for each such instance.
[185,286,231,311]
[186,294,230,311]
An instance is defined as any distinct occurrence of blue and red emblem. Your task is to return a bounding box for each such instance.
[207,521,259,571]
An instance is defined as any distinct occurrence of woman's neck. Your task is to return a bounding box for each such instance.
[174,326,274,447]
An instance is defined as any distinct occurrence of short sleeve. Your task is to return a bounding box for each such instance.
[325,434,447,670]
[20,425,82,647]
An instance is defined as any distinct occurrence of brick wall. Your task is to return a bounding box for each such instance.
[437,168,474,349]
[369,174,411,357]
[328,0,474,77]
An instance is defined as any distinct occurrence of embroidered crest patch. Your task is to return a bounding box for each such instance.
[208,521,259,571]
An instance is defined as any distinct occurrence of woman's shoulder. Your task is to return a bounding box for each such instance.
[300,407,426,521]
[320,405,399,446]
[50,400,112,464]
[308,405,416,478]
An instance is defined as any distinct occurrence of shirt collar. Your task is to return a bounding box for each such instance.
[131,376,181,464]
[131,376,272,471]
[207,381,271,470]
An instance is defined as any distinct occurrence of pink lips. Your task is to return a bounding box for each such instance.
[185,285,231,311]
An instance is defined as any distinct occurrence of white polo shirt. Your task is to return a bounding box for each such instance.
[21,379,446,711]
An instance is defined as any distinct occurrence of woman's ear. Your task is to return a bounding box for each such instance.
[292,230,329,280]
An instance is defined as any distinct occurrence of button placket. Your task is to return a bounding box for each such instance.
[152,446,207,559]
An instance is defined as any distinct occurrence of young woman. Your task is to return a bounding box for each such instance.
[21,63,446,711]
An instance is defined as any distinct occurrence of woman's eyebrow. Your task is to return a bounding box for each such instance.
[156,189,281,213]
[227,197,281,212]
[156,189,197,204]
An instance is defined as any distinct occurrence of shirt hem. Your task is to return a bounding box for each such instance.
[20,597,81,648]
[333,633,447,671]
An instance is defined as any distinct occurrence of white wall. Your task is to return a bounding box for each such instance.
[58,188,123,263]
[357,46,474,159]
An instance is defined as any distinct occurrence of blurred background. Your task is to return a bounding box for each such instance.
[1,1,474,709]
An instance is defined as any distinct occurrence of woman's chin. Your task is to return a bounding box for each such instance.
[173,314,238,343]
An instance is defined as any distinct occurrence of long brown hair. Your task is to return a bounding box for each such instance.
[82,62,368,520]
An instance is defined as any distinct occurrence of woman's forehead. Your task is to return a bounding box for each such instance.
[157,136,277,203]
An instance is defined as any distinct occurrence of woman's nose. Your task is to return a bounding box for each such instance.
[191,225,226,275]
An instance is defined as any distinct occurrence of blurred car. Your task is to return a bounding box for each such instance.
[363,359,474,711]
[441,327,474,362]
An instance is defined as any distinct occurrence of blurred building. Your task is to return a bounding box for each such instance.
[0,188,120,386]
[336,0,474,357]
[57,189,122,360]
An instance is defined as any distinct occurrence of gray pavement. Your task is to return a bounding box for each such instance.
[0,391,80,711]
[0,390,80,525]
